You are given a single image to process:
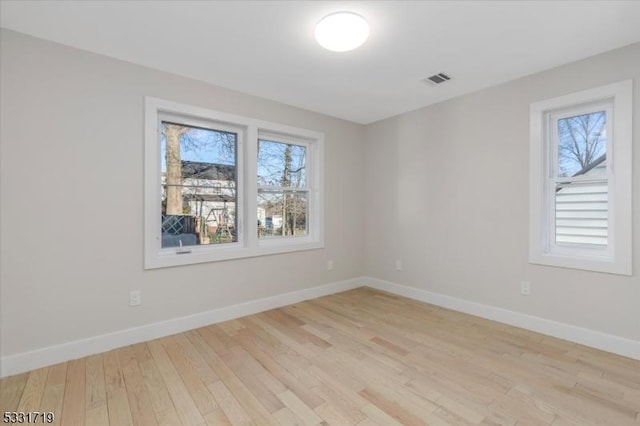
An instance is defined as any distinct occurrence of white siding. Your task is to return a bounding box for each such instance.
[555,175,608,246]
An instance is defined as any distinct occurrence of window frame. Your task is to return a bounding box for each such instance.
[547,102,613,258]
[144,97,324,269]
[158,111,244,253]
[529,80,633,276]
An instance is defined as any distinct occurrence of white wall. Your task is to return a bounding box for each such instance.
[0,30,365,358]
[364,42,640,342]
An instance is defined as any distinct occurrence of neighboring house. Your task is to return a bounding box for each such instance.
[162,161,236,246]
[555,154,607,246]
[180,160,236,217]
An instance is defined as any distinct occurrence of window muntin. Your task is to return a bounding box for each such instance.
[160,117,239,249]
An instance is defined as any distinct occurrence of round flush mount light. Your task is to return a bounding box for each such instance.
[315,12,370,52]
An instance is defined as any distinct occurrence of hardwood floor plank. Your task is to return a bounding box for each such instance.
[234,328,325,410]
[117,345,158,426]
[369,336,409,356]
[277,389,324,425]
[311,383,366,424]
[168,334,219,386]
[189,328,279,425]
[359,403,409,426]
[272,406,305,425]
[434,393,487,424]
[367,379,442,422]
[0,372,29,412]
[85,354,106,412]
[138,357,182,426]
[147,339,205,426]
[359,387,428,426]
[41,363,67,426]
[487,387,555,425]
[206,380,252,426]
[16,367,48,412]
[161,336,219,417]
[61,358,85,426]
[220,346,285,413]
[85,406,110,426]
[307,361,367,403]
[103,350,133,426]
[227,345,286,397]
[203,408,233,426]
[314,402,358,425]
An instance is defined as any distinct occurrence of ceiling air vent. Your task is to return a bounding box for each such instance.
[423,73,452,85]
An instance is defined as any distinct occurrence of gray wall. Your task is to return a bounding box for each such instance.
[0,30,365,357]
[364,42,640,341]
[1,29,638,360]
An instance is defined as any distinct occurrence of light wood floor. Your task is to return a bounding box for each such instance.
[2,287,639,425]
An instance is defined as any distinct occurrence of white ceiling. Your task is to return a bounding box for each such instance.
[2,1,640,124]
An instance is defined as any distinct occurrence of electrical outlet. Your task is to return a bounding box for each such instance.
[395,259,402,271]
[327,260,334,270]
[520,281,531,296]
[129,290,142,306]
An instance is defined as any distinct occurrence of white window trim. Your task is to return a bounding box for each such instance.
[144,97,324,269]
[529,80,632,276]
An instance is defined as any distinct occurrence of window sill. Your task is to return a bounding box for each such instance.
[529,252,631,276]
[145,240,324,269]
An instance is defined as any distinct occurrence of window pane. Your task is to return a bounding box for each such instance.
[257,191,308,238]
[257,140,306,188]
[555,180,607,247]
[160,121,237,248]
[557,111,606,177]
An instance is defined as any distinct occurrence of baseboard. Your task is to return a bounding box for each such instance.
[4,276,637,377]
[363,277,640,361]
[0,277,364,378]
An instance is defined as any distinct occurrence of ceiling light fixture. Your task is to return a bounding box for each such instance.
[315,12,369,52]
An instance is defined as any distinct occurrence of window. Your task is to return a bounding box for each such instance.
[257,137,310,238]
[529,80,632,275]
[159,115,240,249]
[145,97,324,269]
